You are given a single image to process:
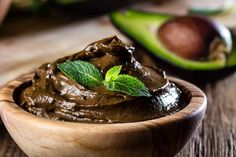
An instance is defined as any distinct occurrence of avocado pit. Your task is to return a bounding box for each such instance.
[158,16,232,62]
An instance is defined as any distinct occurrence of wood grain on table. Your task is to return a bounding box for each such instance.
[0,1,236,157]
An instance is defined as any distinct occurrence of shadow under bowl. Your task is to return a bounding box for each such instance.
[0,73,207,157]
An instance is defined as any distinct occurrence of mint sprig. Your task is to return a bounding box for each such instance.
[104,74,151,97]
[57,60,103,88]
[105,65,122,82]
[103,66,151,97]
[57,61,151,97]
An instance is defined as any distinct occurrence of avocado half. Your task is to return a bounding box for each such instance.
[110,10,236,81]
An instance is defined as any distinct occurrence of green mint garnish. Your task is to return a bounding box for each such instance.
[57,60,103,88]
[57,60,151,97]
[105,65,122,82]
[104,74,151,97]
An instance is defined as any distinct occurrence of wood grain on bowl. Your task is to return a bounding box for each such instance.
[0,73,206,157]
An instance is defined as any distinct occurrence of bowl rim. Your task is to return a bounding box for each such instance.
[0,73,207,131]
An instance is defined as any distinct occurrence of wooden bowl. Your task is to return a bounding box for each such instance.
[0,73,207,157]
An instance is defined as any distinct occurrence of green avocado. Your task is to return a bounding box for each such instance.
[110,10,236,72]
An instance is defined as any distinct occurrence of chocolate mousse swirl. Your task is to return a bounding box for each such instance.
[20,36,187,123]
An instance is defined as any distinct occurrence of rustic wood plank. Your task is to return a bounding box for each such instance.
[176,74,236,157]
[0,126,27,157]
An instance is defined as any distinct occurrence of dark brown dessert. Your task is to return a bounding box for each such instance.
[19,36,187,123]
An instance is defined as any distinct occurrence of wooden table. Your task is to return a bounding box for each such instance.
[0,1,236,157]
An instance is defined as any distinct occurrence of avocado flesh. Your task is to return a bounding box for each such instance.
[111,10,236,71]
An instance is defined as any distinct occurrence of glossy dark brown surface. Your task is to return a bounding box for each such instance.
[19,37,187,123]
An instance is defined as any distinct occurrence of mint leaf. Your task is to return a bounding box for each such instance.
[57,60,103,88]
[57,61,150,97]
[105,65,122,82]
[104,74,151,97]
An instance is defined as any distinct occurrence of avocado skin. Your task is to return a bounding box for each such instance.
[110,10,236,82]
